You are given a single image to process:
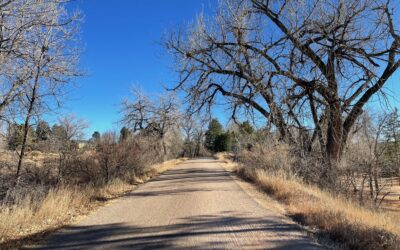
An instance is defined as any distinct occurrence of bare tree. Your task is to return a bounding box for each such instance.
[181,113,208,157]
[121,89,181,160]
[345,111,395,207]
[58,114,88,142]
[121,88,152,132]
[12,1,82,185]
[166,0,400,183]
[0,0,80,117]
[96,131,120,183]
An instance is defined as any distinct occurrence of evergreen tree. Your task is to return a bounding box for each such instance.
[239,121,254,134]
[92,131,101,142]
[8,123,34,150]
[214,132,233,152]
[36,121,51,141]
[205,118,223,152]
[120,127,131,142]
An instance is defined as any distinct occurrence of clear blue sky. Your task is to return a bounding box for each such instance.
[61,0,399,137]
[63,0,216,136]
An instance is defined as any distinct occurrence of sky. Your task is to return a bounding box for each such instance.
[60,0,399,138]
[62,0,216,136]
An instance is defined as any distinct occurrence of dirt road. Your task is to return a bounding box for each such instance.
[29,158,323,249]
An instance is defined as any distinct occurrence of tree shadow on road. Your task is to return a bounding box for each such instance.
[145,167,235,185]
[28,212,322,249]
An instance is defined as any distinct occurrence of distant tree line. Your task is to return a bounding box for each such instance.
[7,117,87,152]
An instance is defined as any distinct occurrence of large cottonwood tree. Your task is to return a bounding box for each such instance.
[166,0,400,180]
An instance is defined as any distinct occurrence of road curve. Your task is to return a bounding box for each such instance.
[28,158,323,249]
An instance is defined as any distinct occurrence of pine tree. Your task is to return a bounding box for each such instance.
[7,123,34,150]
[214,132,233,152]
[120,127,131,142]
[92,131,101,142]
[204,119,223,152]
[239,121,254,134]
[36,121,51,141]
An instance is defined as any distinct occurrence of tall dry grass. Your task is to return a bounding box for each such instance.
[0,158,186,248]
[217,152,400,250]
[0,186,93,242]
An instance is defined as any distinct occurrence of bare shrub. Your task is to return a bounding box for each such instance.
[95,132,121,184]
[237,142,294,174]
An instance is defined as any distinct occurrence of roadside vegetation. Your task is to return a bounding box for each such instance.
[234,164,400,250]
[217,141,400,249]
[209,113,400,249]
[1,106,187,247]
[1,85,188,247]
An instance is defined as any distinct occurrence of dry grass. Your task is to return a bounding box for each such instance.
[0,186,94,243]
[216,153,400,250]
[0,158,186,248]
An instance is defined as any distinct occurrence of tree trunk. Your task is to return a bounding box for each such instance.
[369,168,374,199]
[104,158,109,183]
[373,168,379,195]
[15,112,32,185]
[326,100,343,164]
[322,100,343,187]
[162,138,167,161]
[359,176,366,206]
[14,51,43,186]
[15,77,40,185]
